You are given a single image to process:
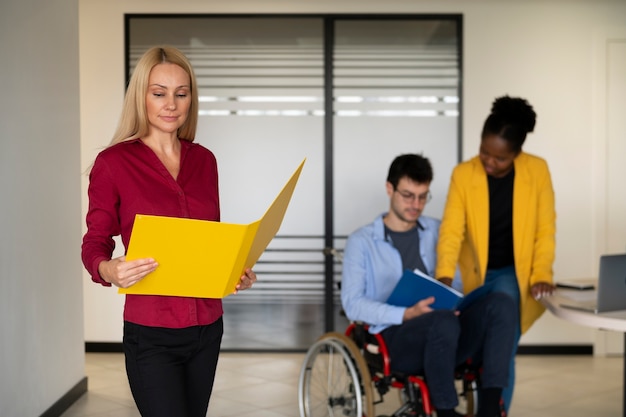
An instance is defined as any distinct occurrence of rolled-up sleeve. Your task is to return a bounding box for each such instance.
[341,224,406,333]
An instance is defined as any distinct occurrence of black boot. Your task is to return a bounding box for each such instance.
[436,409,460,417]
[477,387,503,417]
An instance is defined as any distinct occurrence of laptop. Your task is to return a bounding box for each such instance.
[559,253,626,313]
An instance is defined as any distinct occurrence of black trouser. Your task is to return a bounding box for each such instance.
[123,317,223,417]
[382,292,516,410]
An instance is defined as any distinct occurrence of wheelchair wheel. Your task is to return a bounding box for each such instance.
[298,332,375,417]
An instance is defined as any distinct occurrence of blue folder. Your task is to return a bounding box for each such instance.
[387,269,493,311]
[457,281,495,311]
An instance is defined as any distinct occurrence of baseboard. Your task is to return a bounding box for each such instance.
[85,342,304,354]
[516,345,592,355]
[86,342,594,355]
[39,376,88,417]
[85,342,124,352]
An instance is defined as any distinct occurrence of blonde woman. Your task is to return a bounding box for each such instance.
[81,46,256,417]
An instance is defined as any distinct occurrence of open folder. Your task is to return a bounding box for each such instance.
[387,269,494,311]
[119,159,305,299]
[387,269,463,310]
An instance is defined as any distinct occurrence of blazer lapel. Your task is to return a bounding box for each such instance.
[469,158,490,278]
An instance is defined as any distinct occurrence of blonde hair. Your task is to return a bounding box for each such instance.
[109,46,199,146]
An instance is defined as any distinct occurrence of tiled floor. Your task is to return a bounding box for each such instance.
[61,352,622,416]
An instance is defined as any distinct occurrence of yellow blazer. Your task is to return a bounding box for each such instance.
[436,152,556,334]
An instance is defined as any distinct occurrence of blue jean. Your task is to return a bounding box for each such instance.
[484,266,521,412]
[382,292,516,410]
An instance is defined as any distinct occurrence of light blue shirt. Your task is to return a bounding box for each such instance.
[341,213,459,334]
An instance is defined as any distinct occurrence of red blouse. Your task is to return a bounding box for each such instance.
[81,139,223,328]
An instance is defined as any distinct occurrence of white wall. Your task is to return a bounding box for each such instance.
[0,0,85,415]
[79,0,626,347]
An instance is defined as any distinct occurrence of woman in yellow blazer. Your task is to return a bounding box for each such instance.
[436,96,556,413]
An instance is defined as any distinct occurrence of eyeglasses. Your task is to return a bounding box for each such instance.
[394,189,432,204]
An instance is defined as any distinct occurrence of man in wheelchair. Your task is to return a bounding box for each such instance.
[341,154,516,417]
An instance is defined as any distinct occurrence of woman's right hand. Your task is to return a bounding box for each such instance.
[438,277,453,287]
[98,256,158,288]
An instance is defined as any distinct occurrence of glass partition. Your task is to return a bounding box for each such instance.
[126,14,461,350]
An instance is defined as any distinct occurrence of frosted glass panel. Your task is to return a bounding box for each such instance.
[333,19,460,237]
[334,117,457,235]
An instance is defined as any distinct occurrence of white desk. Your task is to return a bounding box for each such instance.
[542,288,626,417]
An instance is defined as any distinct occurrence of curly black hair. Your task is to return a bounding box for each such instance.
[481,96,536,153]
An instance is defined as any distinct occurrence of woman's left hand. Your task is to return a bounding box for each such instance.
[234,268,257,294]
[531,281,556,300]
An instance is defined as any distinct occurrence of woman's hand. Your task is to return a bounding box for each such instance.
[531,281,555,300]
[438,277,453,287]
[98,256,158,288]
[234,268,257,294]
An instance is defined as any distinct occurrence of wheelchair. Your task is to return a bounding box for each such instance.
[298,321,484,417]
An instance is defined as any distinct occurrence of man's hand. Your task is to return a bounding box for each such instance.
[403,296,435,321]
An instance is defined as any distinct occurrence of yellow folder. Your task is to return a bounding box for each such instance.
[119,159,305,298]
